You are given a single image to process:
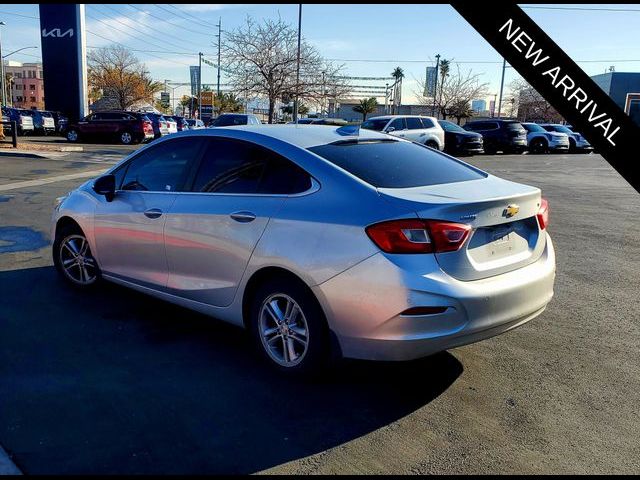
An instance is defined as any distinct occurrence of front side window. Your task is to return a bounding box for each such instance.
[120,138,204,192]
[191,138,311,195]
[388,118,406,131]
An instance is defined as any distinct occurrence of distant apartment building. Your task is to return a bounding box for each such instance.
[5,61,45,110]
[591,71,640,125]
[471,99,487,113]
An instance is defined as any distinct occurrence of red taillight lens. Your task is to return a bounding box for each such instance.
[537,198,549,230]
[365,219,471,254]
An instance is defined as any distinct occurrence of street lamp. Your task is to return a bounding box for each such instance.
[2,46,37,59]
[0,22,6,106]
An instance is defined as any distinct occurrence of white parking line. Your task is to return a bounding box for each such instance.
[0,169,106,192]
[0,445,21,475]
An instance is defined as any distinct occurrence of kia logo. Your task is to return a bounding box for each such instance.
[42,28,74,38]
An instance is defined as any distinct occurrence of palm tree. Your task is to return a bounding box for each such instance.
[390,67,405,114]
[353,97,378,121]
[437,59,451,117]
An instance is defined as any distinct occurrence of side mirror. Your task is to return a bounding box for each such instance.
[93,174,116,202]
[386,126,396,133]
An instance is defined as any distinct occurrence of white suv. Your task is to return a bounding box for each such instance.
[361,115,445,150]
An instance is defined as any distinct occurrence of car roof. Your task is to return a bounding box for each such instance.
[369,115,437,120]
[183,124,391,148]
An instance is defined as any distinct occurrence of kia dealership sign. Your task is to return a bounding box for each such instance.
[38,4,88,122]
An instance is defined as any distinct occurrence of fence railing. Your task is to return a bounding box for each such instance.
[1,121,18,148]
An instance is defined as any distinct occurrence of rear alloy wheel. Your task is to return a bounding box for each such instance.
[250,278,329,374]
[54,229,100,288]
[119,131,133,145]
[67,129,79,142]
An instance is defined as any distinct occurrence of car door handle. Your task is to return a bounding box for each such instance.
[143,208,163,219]
[230,211,256,223]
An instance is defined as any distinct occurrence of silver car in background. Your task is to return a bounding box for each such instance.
[51,125,555,374]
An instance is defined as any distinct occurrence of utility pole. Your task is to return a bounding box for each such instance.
[293,4,302,123]
[0,22,6,107]
[321,70,326,116]
[385,82,389,114]
[432,54,440,118]
[198,52,202,119]
[216,17,221,98]
[497,57,506,118]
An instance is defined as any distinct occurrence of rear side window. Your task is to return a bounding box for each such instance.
[308,140,485,188]
[406,117,423,130]
[361,118,389,131]
[388,118,406,131]
[191,138,311,194]
[120,137,204,192]
[420,117,435,128]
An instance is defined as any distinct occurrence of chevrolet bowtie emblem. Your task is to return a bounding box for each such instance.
[503,204,520,218]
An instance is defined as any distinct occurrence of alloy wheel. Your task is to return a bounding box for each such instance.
[259,293,309,367]
[121,132,132,144]
[58,234,98,285]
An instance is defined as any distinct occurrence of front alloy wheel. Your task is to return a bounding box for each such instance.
[67,129,79,142]
[58,234,98,286]
[120,131,133,145]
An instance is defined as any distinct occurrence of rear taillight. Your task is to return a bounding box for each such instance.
[365,219,471,254]
[537,198,549,230]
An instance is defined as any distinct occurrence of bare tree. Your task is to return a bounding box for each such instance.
[88,45,162,110]
[508,77,563,123]
[223,16,334,123]
[416,64,488,120]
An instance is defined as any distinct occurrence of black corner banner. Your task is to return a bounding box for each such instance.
[39,4,87,123]
[452,2,640,194]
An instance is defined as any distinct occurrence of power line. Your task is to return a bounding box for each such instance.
[156,4,214,30]
[127,4,212,37]
[0,10,38,20]
[521,5,640,13]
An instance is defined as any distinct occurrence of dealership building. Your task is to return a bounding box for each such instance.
[591,72,640,125]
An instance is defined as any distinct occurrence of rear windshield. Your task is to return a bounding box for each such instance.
[522,123,545,133]
[212,115,247,127]
[505,122,526,132]
[308,140,486,188]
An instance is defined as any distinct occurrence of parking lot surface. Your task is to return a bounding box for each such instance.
[0,149,638,474]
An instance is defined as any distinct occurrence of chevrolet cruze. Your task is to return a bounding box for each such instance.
[52,125,556,373]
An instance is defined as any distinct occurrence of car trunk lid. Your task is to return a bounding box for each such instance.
[378,176,546,281]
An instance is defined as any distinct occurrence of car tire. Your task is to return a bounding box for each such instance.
[568,138,578,153]
[119,131,134,145]
[249,276,330,375]
[66,128,80,143]
[531,138,548,154]
[425,140,439,150]
[53,224,101,289]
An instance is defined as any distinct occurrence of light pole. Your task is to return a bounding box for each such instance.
[198,52,202,119]
[216,17,222,97]
[432,54,440,118]
[293,4,302,123]
[497,57,506,118]
[0,22,6,107]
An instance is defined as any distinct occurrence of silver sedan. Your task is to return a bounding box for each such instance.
[51,125,556,374]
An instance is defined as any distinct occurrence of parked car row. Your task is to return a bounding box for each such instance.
[357,115,593,156]
[1,106,68,136]
[65,111,197,145]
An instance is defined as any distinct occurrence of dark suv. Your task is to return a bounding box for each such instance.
[463,119,528,154]
[438,120,484,156]
[66,111,155,145]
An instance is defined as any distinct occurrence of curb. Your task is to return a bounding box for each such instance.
[0,445,21,475]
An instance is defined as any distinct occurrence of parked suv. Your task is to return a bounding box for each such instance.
[539,124,593,153]
[521,122,569,154]
[463,119,528,154]
[1,107,35,135]
[361,115,445,150]
[50,111,68,135]
[167,115,189,132]
[27,109,56,135]
[438,120,484,156]
[66,111,155,145]
[208,113,262,127]
[186,119,205,130]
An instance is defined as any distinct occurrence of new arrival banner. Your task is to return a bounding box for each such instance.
[452,2,640,194]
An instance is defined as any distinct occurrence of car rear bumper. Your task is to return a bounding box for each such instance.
[314,232,556,361]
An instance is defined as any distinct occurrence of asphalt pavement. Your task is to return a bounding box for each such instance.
[0,146,638,474]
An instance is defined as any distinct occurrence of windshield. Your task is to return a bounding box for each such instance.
[522,123,546,133]
[439,120,466,133]
[551,125,573,134]
[361,119,389,132]
[505,122,526,132]
[308,140,485,188]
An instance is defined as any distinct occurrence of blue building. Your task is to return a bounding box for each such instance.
[471,99,487,113]
[591,72,640,124]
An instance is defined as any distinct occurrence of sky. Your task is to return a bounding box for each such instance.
[1,3,639,109]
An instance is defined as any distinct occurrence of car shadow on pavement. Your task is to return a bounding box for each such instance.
[0,266,463,474]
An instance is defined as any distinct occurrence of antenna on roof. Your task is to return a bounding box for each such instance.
[336,124,360,136]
